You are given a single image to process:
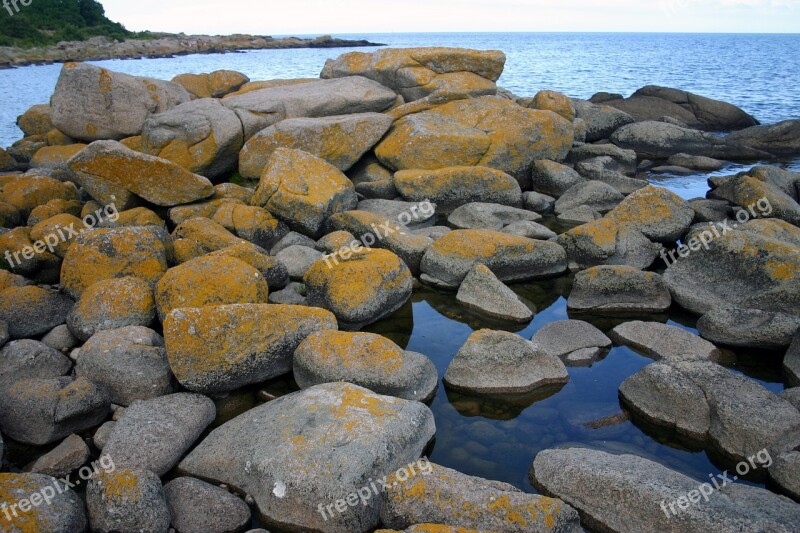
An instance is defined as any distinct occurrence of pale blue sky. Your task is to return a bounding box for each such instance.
[104,0,799,34]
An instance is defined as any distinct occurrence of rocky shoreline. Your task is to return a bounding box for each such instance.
[0,47,799,532]
[0,33,384,69]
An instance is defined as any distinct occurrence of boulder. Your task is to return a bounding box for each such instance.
[571,98,635,142]
[355,199,437,230]
[394,166,522,210]
[178,382,436,533]
[557,206,602,225]
[275,245,323,280]
[444,329,568,394]
[556,217,662,270]
[51,62,191,141]
[420,229,567,288]
[103,393,215,476]
[172,216,243,256]
[163,304,336,394]
[529,90,575,121]
[0,339,72,390]
[554,181,624,215]
[697,305,800,349]
[250,148,357,238]
[305,248,413,329]
[239,113,393,178]
[0,285,73,339]
[29,144,87,170]
[0,472,87,532]
[568,265,672,313]
[770,451,800,502]
[447,202,540,230]
[211,203,289,250]
[28,213,85,257]
[667,153,726,171]
[67,276,156,341]
[0,174,77,216]
[164,477,252,533]
[531,447,800,533]
[530,160,587,197]
[732,176,800,227]
[294,330,438,401]
[26,433,90,478]
[501,220,557,240]
[570,143,638,175]
[172,69,249,98]
[17,103,52,136]
[530,320,612,362]
[727,119,800,156]
[785,333,800,387]
[87,469,171,533]
[40,324,78,352]
[689,198,730,223]
[455,264,534,322]
[606,185,695,243]
[610,321,724,361]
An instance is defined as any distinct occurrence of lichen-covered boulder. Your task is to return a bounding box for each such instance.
[211,202,289,250]
[555,218,662,270]
[163,304,336,394]
[87,469,171,533]
[394,166,522,210]
[17,103,53,136]
[0,472,87,532]
[172,69,249,98]
[66,276,156,341]
[529,90,576,121]
[0,174,77,215]
[29,144,87,169]
[250,148,358,238]
[568,265,672,314]
[28,213,85,257]
[0,285,73,339]
[606,185,695,243]
[206,241,290,290]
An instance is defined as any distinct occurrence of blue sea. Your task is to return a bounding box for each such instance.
[2,33,798,492]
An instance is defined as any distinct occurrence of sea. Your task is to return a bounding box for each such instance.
[1,33,799,492]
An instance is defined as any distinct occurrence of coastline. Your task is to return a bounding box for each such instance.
[0,33,385,69]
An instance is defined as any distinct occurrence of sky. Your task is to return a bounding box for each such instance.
[102,0,800,34]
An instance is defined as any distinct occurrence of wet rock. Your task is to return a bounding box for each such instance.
[87,468,171,533]
[530,160,587,197]
[179,382,436,533]
[444,329,568,394]
[165,477,252,533]
[67,276,156,341]
[0,339,72,389]
[26,433,90,478]
[0,472,87,532]
[531,320,612,362]
[382,461,581,532]
[455,264,534,322]
[606,185,695,243]
[697,305,800,349]
[531,447,800,533]
[275,245,323,280]
[728,119,800,156]
[610,321,724,361]
[294,330,438,401]
[554,181,624,214]
[568,266,671,313]
[103,393,215,476]
[0,285,73,339]
[571,98,635,142]
[163,304,336,394]
[447,202,540,230]
[394,166,522,210]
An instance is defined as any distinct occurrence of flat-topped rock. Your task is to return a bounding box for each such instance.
[456,264,534,322]
[610,321,724,361]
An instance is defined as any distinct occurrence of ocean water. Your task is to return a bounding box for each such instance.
[1,34,797,494]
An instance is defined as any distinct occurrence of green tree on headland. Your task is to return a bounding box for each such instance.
[0,0,151,48]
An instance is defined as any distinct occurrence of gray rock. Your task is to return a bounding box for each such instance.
[554,181,624,214]
[743,165,800,201]
[293,330,438,402]
[103,393,215,476]
[571,98,635,142]
[382,461,581,532]
[0,320,8,348]
[568,266,672,313]
[570,144,638,175]
[575,154,636,181]
[221,77,397,139]
[394,166,523,210]
[275,245,324,280]
[0,472,87,532]
[87,468,171,533]
[178,382,435,533]
[606,185,695,243]
[93,421,116,450]
[556,205,602,225]
[0,376,110,445]
[531,447,800,533]
[40,324,78,352]
[780,387,800,412]
[165,477,252,533]
[556,218,662,270]
[770,451,800,501]
[456,264,534,322]
[444,329,568,394]
[530,159,587,197]
[611,121,770,160]
[697,305,800,349]
[667,153,726,171]
[531,320,612,361]
[523,191,556,213]
[0,339,72,389]
[270,231,317,255]
[651,165,696,175]
[728,119,800,156]
[51,62,190,141]
[786,333,800,387]
[0,286,74,339]
[500,220,557,240]
[411,226,451,240]
[610,321,724,361]
[268,282,307,305]
[689,198,730,223]
[447,202,541,230]
[26,433,90,478]
[356,199,437,230]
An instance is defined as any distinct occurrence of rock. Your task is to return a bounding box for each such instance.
[570,143,639,176]
[40,324,78,352]
[321,47,504,104]
[164,477,252,533]
[420,229,567,288]
[447,202,540,230]
[268,282,307,306]
[455,264,534,322]
[275,245,324,280]
[744,165,800,201]
[531,320,612,361]
[394,166,522,210]
[17,103,52,136]
[239,113,393,178]
[212,203,289,250]
[606,185,695,243]
[554,181,624,214]
[786,333,800,387]
[770,451,800,502]
[556,206,602,225]
[620,359,800,459]
[0,472,87,532]
[610,121,769,160]
[250,148,357,238]
[141,98,244,178]
[270,231,317,255]
[0,339,72,389]
[27,213,85,258]
[172,216,243,256]
[0,147,18,170]
[68,140,215,207]
[76,326,173,406]
[444,329,568,394]
[530,90,575,121]
[667,153,726,171]
[501,220,557,240]
[26,433,90,478]
[697,305,800,349]
[103,393,215,476]
[305,248,413,329]
[163,304,336,394]
[606,85,759,130]
[67,276,156,341]
[355,199,437,230]
[1,174,77,215]
[568,265,672,313]
[51,62,190,141]
[571,98,635,142]
[221,77,397,139]
[555,217,660,270]
[732,176,800,227]
[530,160,587,197]
[87,468,171,533]
[412,226,451,240]
[523,192,556,215]
[0,376,109,445]
[531,447,800,533]
[728,119,800,156]
[0,285,73,339]
[93,421,116,450]
[155,255,269,321]
[663,219,800,315]
[382,461,581,532]
[178,382,436,533]
[689,198,730,223]
[610,321,724,361]
[172,69,249,98]
[294,330,438,401]
[30,144,87,170]
[375,96,573,187]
